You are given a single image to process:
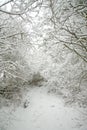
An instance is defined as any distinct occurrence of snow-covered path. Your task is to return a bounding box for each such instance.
[1,87,87,130]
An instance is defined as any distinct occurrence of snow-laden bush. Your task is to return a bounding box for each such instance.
[42,50,87,107]
[0,15,33,105]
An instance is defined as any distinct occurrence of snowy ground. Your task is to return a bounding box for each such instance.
[0,86,87,130]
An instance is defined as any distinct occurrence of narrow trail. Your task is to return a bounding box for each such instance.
[1,87,87,130]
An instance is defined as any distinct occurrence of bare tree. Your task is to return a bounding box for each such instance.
[0,0,43,100]
[48,0,87,62]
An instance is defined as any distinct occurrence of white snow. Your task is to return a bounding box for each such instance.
[0,86,87,130]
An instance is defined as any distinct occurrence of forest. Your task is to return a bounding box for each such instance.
[0,0,87,130]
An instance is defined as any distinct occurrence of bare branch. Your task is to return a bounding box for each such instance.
[1,32,24,39]
[0,0,13,8]
[64,44,87,62]
[0,9,27,15]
